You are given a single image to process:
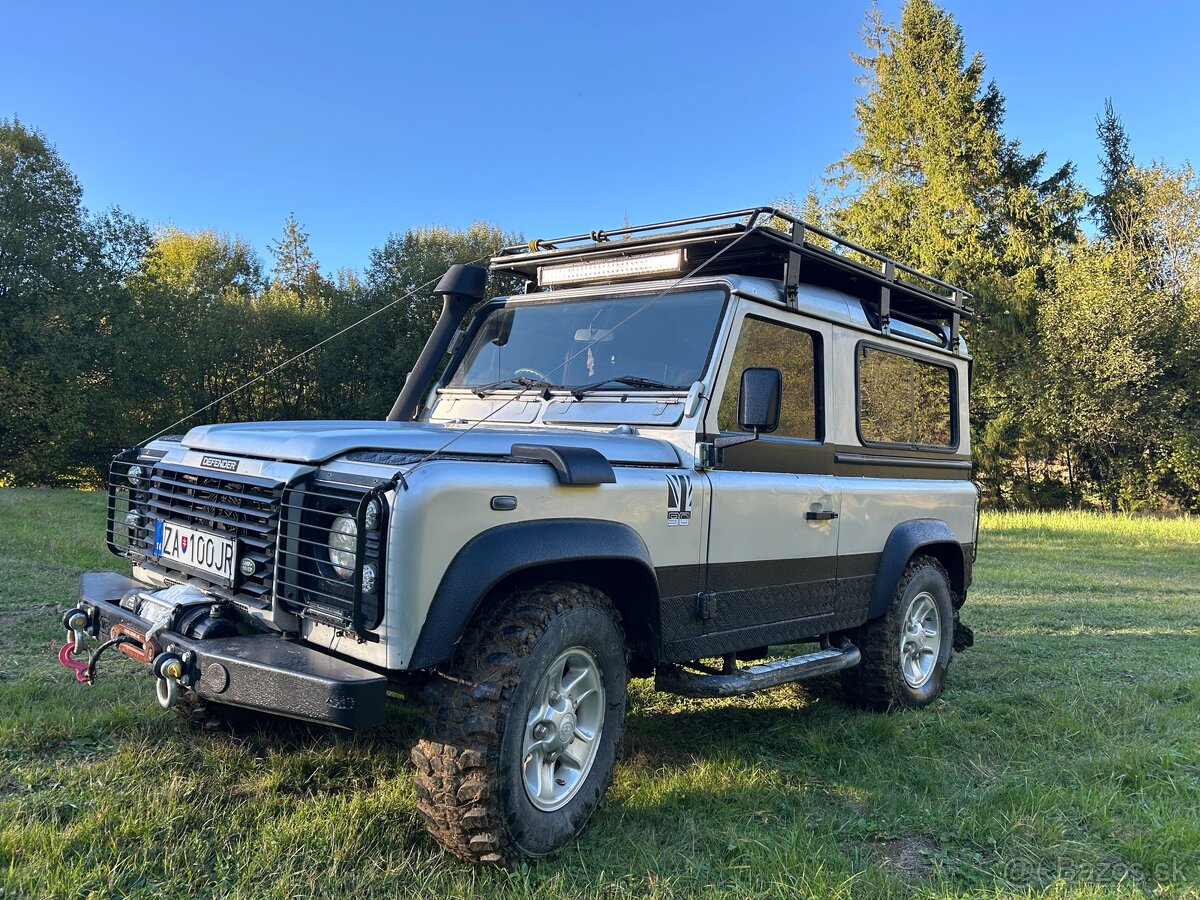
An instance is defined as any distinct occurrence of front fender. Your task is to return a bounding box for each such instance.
[407,518,657,670]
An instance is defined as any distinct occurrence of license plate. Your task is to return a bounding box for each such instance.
[153,521,237,584]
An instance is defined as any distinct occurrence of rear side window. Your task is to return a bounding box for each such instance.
[857,345,954,447]
[718,316,819,440]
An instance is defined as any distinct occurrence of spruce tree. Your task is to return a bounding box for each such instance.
[831,0,1079,292]
[1092,99,1139,241]
[831,1,1001,285]
[829,0,1083,505]
[268,212,324,302]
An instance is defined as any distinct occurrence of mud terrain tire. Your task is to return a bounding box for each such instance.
[841,555,957,710]
[411,581,627,867]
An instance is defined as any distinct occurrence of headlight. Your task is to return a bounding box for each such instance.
[327,512,357,580]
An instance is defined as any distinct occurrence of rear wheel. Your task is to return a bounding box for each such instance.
[412,582,627,867]
[841,555,956,710]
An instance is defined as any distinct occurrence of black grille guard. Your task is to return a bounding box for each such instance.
[106,451,400,644]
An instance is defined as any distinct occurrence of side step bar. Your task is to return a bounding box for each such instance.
[655,644,861,698]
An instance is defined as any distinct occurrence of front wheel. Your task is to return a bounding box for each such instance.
[841,555,956,710]
[412,582,627,866]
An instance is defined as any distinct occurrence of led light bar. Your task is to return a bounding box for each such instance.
[538,249,684,286]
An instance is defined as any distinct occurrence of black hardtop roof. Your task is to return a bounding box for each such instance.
[490,207,973,337]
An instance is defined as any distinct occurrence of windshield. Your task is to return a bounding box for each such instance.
[444,289,726,391]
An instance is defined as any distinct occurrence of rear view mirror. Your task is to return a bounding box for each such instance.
[482,308,514,347]
[574,328,614,343]
[737,366,782,433]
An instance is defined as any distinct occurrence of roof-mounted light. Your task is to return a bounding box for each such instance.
[538,249,684,287]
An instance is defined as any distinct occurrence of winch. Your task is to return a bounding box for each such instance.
[57,583,232,706]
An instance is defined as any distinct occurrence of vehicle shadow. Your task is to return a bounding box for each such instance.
[621,675,847,764]
[201,670,844,762]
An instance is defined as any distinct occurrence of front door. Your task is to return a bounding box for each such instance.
[693,310,841,657]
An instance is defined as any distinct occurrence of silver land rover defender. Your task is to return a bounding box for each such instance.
[58,207,977,866]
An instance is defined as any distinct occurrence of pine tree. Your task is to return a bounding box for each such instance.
[1092,99,1139,241]
[268,212,324,301]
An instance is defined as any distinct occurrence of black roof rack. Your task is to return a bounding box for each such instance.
[490,207,973,348]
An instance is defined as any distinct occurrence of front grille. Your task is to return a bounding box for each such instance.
[106,453,390,640]
[138,464,284,606]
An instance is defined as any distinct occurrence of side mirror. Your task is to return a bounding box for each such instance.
[714,366,782,451]
[737,366,782,433]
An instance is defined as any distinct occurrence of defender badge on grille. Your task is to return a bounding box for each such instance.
[200,455,239,472]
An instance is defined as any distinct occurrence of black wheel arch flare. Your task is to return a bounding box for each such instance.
[407,518,660,670]
[869,518,971,618]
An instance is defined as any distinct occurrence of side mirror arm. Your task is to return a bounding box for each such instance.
[714,428,759,450]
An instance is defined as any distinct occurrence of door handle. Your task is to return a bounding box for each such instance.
[805,510,839,521]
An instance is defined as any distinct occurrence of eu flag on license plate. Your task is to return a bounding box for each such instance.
[153,520,164,556]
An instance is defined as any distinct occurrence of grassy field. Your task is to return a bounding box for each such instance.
[1,490,1198,899]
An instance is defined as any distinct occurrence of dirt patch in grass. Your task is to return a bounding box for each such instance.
[869,835,938,878]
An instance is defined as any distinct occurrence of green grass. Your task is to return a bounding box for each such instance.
[2,492,1198,899]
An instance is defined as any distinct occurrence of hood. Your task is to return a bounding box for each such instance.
[180,419,682,467]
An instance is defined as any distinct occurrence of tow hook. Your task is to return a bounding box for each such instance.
[153,652,185,709]
[57,641,92,683]
[58,608,92,683]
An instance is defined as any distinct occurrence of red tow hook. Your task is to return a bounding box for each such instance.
[58,608,93,684]
[57,607,151,685]
[58,641,93,684]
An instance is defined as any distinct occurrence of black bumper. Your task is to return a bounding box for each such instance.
[76,572,388,729]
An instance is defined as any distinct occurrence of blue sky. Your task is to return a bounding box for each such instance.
[4,1,1198,275]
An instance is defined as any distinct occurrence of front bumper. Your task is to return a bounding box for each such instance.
[65,572,387,729]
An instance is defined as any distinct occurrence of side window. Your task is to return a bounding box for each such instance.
[718,316,819,440]
[858,345,954,447]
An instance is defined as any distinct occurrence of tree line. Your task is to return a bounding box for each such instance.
[2,0,1198,511]
[0,152,519,486]
[800,1,1199,512]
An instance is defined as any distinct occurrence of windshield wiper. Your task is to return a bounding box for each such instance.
[569,375,686,400]
[472,377,561,398]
